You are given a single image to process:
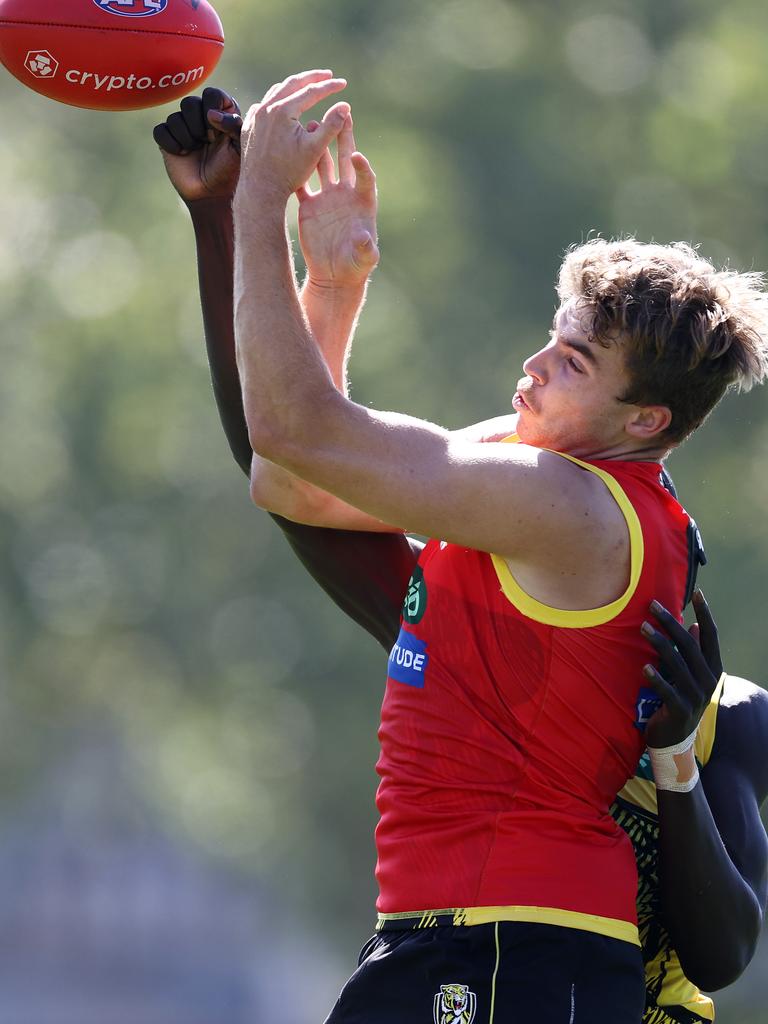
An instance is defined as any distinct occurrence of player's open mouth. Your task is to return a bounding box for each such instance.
[513,391,531,412]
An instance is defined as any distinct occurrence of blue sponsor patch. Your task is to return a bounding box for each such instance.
[634,686,662,732]
[388,628,428,688]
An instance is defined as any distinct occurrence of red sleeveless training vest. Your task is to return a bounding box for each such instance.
[374,447,691,945]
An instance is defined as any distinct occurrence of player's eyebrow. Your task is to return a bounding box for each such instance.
[561,337,599,366]
[552,308,600,367]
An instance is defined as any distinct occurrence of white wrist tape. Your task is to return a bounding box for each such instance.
[648,727,700,793]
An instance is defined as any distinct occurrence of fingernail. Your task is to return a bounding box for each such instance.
[643,664,655,678]
[650,600,663,614]
[641,621,654,637]
[207,110,224,123]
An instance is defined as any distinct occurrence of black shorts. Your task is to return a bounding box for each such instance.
[324,921,645,1024]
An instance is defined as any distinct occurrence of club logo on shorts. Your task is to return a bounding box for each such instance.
[94,0,168,16]
[433,983,476,1024]
[25,50,59,79]
[402,565,427,624]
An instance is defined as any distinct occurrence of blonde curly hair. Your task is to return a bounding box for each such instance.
[557,238,768,443]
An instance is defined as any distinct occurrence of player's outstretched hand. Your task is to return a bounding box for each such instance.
[297,113,379,290]
[154,87,242,204]
[237,70,350,204]
[642,589,723,749]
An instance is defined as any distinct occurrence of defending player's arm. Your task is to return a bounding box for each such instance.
[154,85,393,529]
[642,593,768,990]
[154,87,421,646]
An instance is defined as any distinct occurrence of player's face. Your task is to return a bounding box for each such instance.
[513,302,636,456]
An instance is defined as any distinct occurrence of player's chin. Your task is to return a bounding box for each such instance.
[515,416,558,451]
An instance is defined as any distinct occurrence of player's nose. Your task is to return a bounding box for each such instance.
[522,347,547,385]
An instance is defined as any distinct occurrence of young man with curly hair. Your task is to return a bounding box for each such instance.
[156,75,768,1024]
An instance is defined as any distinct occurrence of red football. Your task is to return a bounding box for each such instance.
[0,0,224,111]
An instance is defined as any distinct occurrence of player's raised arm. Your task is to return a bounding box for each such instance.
[643,591,768,989]
[154,86,251,473]
[154,85,420,647]
[233,74,656,587]
[155,79,404,530]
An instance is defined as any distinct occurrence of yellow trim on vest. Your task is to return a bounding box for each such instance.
[376,905,640,945]
[694,672,726,767]
[490,436,645,628]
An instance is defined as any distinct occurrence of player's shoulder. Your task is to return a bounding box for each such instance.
[719,675,768,725]
[709,676,768,800]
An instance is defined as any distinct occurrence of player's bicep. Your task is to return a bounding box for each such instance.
[270,399,586,558]
[702,755,768,909]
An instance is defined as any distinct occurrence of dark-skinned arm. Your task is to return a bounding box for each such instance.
[188,196,253,474]
[155,93,419,650]
[643,594,768,990]
[190,195,418,647]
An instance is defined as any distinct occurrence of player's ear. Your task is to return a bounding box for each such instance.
[625,404,672,441]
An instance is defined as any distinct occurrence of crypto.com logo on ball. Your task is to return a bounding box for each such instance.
[25,51,59,78]
[94,0,168,16]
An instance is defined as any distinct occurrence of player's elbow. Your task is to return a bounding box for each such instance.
[246,416,282,464]
[684,955,749,993]
[679,924,761,992]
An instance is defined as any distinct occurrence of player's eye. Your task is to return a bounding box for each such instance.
[567,357,584,374]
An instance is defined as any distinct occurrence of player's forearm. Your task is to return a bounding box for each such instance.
[188,196,252,477]
[300,278,367,395]
[233,195,338,450]
[190,195,359,516]
[657,786,762,989]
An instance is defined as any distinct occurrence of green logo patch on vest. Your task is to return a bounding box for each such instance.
[403,565,428,624]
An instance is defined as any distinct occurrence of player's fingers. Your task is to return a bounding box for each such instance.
[206,109,243,149]
[263,70,334,106]
[691,590,724,678]
[296,184,314,202]
[649,600,703,664]
[165,111,197,153]
[352,152,377,201]
[642,664,687,715]
[337,114,355,186]
[317,148,336,187]
[179,95,207,142]
[276,79,348,118]
[641,622,706,705]
[153,122,189,156]
[202,86,241,118]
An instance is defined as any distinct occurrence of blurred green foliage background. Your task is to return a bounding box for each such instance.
[0,0,767,1019]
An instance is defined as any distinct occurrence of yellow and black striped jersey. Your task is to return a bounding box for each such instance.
[611,675,725,1023]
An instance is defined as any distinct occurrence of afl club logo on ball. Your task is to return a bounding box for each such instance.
[94,0,168,16]
[24,51,59,79]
